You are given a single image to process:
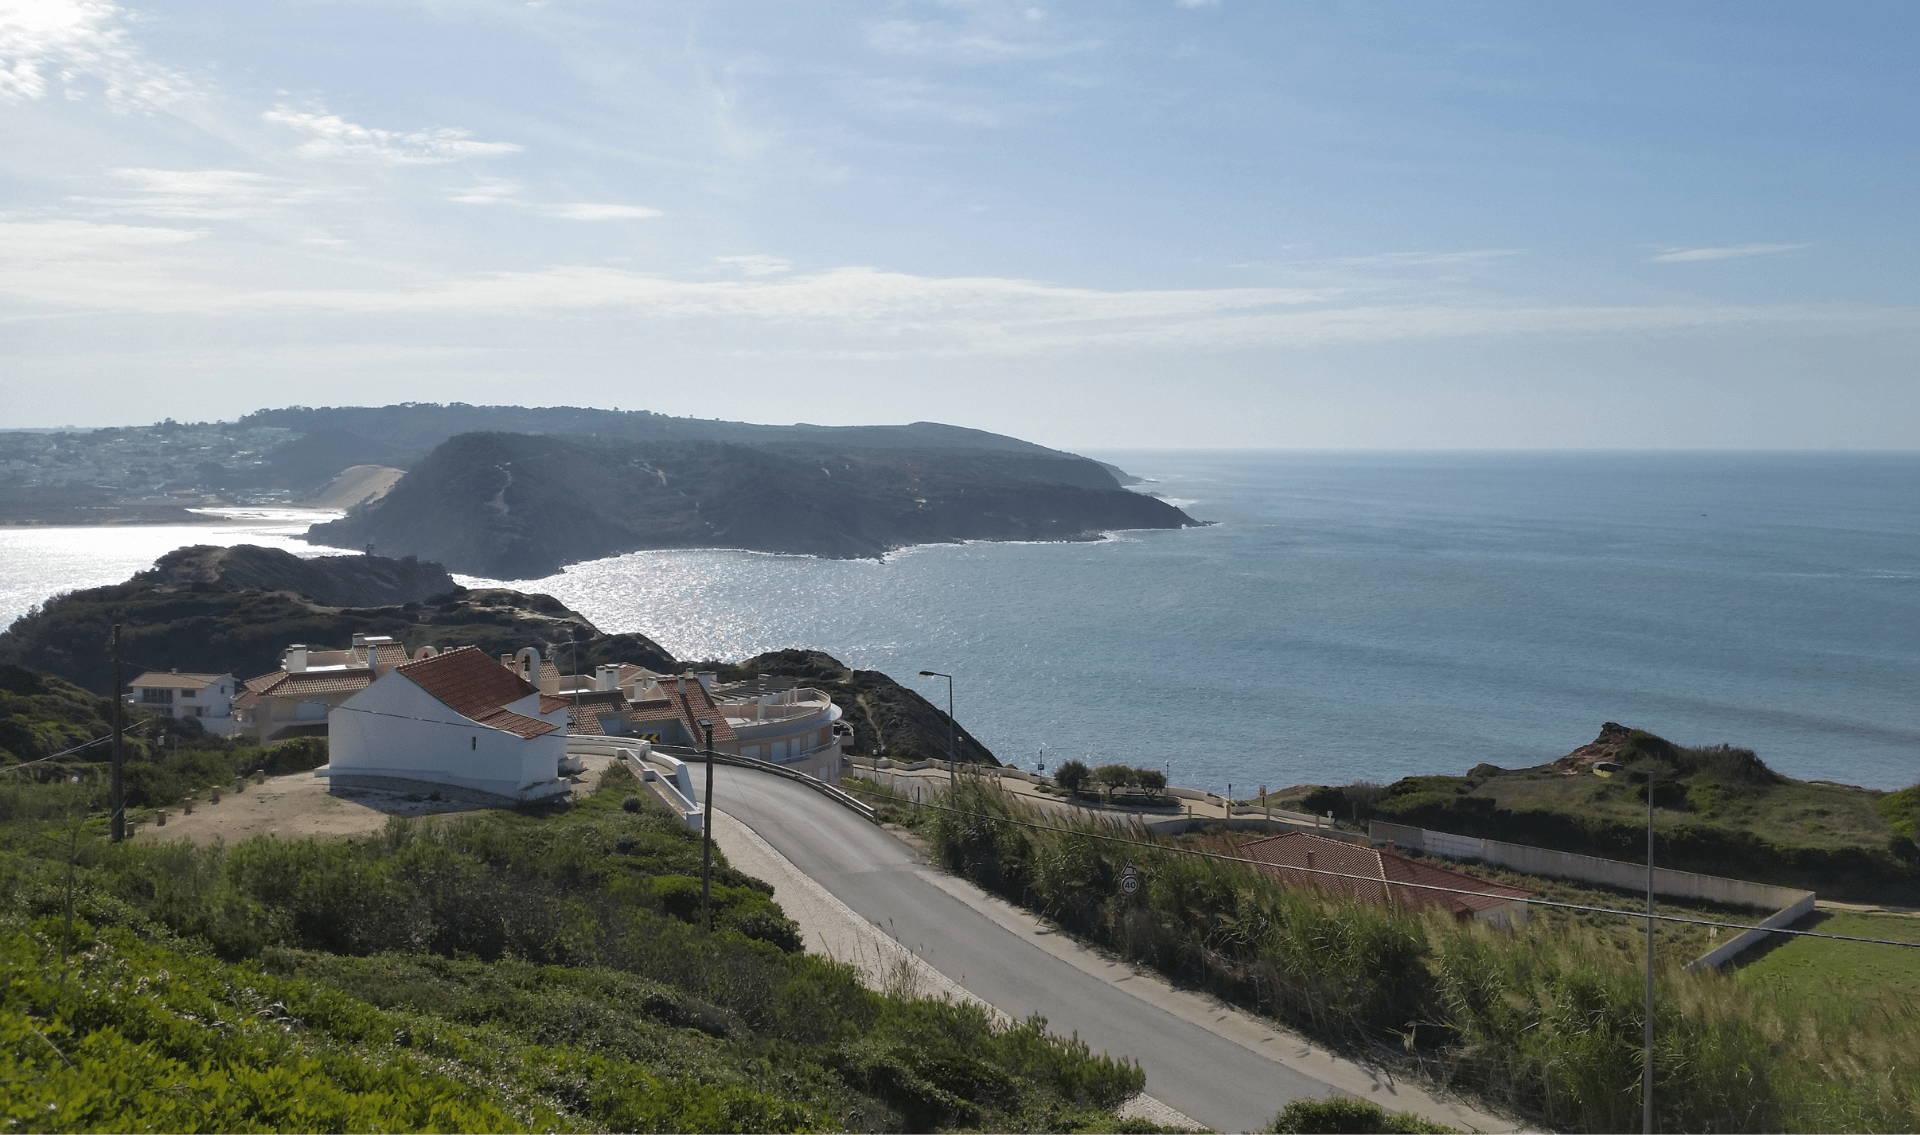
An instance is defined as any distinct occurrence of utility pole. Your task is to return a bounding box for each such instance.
[699,718,715,931]
[1643,770,1656,1135]
[110,624,125,842]
[918,671,955,781]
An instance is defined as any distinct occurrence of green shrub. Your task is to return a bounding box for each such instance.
[1268,1095,1456,1133]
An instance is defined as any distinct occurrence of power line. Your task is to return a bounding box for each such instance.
[0,719,157,776]
[863,782,1920,952]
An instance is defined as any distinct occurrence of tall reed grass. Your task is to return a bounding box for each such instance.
[927,777,1920,1133]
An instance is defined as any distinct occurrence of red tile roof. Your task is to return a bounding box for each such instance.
[250,669,377,699]
[538,694,573,714]
[1236,833,1534,919]
[476,707,560,739]
[397,646,540,725]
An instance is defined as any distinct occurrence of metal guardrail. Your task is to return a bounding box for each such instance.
[647,744,878,823]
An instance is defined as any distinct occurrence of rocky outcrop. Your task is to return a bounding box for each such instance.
[0,547,675,694]
[308,432,1199,578]
[142,544,456,608]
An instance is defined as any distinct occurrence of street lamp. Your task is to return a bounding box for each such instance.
[1596,760,1660,1134]
[699,718,715,931]
[918,671,956,780]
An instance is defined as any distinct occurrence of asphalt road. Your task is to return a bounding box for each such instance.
[700,765,1330,1134]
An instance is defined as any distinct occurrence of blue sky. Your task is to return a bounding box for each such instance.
[2,0,1916,447]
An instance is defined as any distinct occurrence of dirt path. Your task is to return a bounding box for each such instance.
[136,755,620,846]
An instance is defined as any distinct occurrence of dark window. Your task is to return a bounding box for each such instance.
[141,688,173,703]
[181,688,195,698]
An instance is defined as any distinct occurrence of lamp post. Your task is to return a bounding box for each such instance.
[699,718,715,931]
[1598,761,1659,1134]
[918,671,956,781]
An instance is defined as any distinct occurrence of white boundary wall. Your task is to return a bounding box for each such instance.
[1368,820,1815,969]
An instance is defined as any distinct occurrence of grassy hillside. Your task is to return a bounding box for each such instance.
[1,764,1157,1133]
[1282,723,1920,903]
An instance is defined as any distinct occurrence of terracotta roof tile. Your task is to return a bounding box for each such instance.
[476,706,560,739]
[397,646,538,723]
[255,669,376,698]
[538,694,573,714]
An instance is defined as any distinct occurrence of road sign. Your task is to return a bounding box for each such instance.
[1120,860,1139,895]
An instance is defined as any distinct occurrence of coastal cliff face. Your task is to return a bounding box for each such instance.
[307,432,1197,578]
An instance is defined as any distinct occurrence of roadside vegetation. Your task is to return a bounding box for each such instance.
[926,776,1920,1133]
[3,753,1158,1132]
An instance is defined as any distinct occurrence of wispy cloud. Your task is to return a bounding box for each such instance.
[716,254,793,276]
[536,202,662,221]
[265,106,522,165]
[1650,243,1809,263]
[0,0,194,106]
[71,168,344,220]
[9,243,1906,361]
[867,4,1102,63]
[447,180,660,220]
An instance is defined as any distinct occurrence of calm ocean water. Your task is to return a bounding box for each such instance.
[2,455,1915,791]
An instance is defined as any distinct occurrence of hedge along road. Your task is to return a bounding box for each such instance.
[697,765,1510,1135]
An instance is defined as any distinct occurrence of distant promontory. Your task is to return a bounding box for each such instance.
[307,431,1197,578]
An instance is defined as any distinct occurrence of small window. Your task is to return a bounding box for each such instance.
[471,736,477,750]
[181,688,195,698]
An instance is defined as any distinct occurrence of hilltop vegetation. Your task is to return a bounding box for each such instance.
[1284,723,1920,904]
[1,762,1154,1132]
[310,432,1192,578]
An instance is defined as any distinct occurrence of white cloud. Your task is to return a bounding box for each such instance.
[536,202,662,221]
[0,218,201,256]
[0,0,192,106]
[716,254,792,276]
[448,181,658,220]
[1650,243,1809,263]
[264,106,522,165]
[9,243,1906,361]
[448,179,522,205]
[867,4,1102,62]
[71,168,342,220]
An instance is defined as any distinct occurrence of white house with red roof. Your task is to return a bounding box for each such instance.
[318,645,572,803]
[126,670,238,736]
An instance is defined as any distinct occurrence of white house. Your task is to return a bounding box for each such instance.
[318,645,572,803]
[126,671,238,736]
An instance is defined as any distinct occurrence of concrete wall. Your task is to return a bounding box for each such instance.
[1367,820,1810,911]
[1368,819,1816,969]
[1685,891,1817,972]
[324,671,568,801]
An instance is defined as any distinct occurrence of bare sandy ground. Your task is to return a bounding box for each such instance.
[136,755,619,846]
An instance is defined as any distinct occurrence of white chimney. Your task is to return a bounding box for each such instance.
[595,664,619,692]
[284,645,308,673]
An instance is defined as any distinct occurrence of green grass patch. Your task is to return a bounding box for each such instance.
[1734,910,1920,1004]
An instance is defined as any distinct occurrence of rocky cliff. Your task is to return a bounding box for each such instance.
[307,432,1198,578]
[142,544,456,608]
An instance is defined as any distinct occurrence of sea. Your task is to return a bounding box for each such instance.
[2,454,1916,793]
